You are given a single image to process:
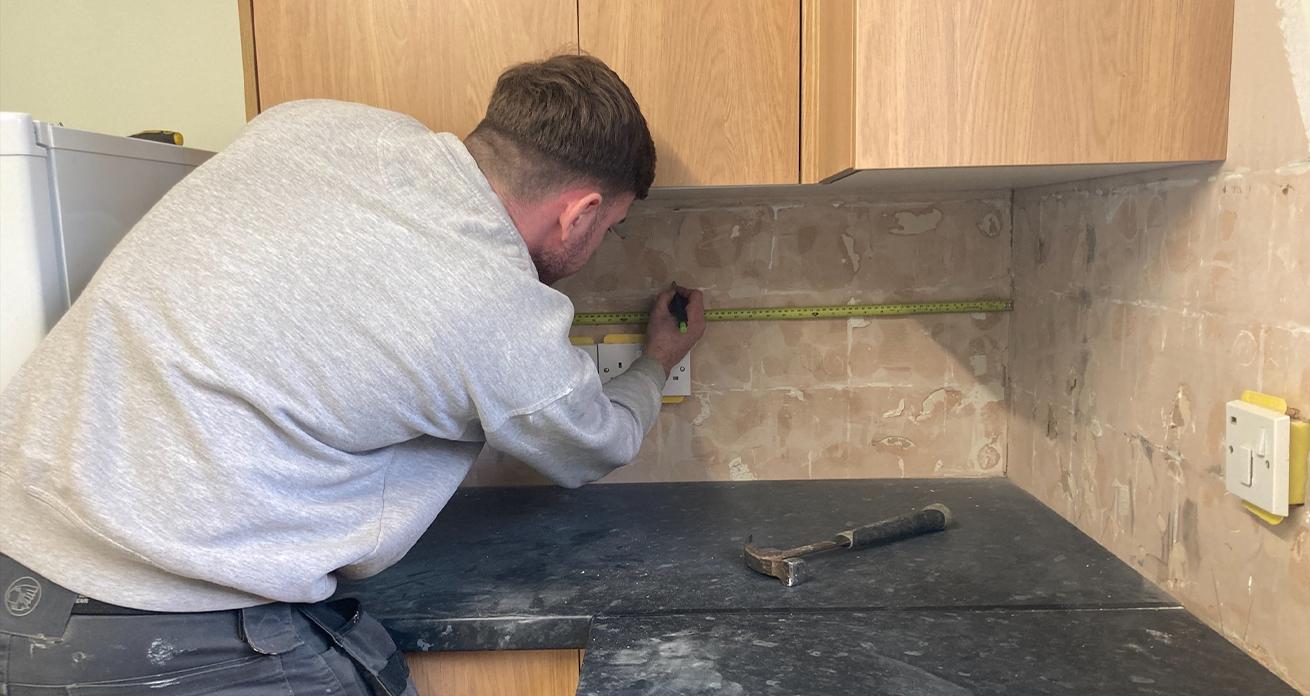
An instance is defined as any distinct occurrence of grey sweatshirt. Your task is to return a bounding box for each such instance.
[0,100,666,611]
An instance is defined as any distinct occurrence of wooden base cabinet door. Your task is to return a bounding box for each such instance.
[406,650,581,696]
[580,0,801,187]
[248,0,577,137]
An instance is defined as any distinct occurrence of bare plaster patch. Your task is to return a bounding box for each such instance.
[874,435,915,450]
[890,209,944,236]
[841,233,861,272]
[1277,0,1310,143]
[727,457,757,481]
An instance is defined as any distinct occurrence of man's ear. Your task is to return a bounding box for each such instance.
[558,192,604,243]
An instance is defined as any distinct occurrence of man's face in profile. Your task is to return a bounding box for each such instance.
[537,192,635,284]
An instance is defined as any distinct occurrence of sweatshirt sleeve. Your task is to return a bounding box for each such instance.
[482,355,666,487]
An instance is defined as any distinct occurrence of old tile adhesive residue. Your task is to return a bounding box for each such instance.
[1007,1,1310,689]
[468,191,1011,486]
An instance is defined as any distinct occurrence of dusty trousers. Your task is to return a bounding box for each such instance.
[0,596,417,695]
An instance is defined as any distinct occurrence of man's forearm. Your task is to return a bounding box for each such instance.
[602,355,666,422]
[482,355,665,487]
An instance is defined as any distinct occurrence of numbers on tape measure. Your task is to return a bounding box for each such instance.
[572,300,1012,326]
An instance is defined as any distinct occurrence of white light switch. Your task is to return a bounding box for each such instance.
[1225,400,1291,515]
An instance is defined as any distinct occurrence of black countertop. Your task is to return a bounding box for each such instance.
[336,479,1295,694]
[579,609,1297,696]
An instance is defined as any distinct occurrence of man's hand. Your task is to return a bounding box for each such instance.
[644,284,706,375]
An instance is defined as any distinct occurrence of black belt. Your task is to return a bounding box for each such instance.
[72,596,176,616]
[1,552,184,617]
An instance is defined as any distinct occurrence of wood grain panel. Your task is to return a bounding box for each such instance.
[579,0,800,187]
[853,0,1234,168]
[250,0,576,137]
[801,0,855,183]
[237,0,258,120]
[407,650,581,696]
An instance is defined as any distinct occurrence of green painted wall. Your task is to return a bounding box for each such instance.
[0,0,246,151]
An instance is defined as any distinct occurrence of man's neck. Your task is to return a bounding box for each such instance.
[466,139,550,257]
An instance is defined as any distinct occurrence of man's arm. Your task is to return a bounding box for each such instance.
[483,286,705,486]
[483,355,665,487]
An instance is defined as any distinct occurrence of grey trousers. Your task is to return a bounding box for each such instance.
[0,602,418,696]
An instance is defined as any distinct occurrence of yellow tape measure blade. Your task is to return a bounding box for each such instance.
[573,300,1010,326]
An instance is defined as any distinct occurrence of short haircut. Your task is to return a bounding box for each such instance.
[467,54,657,201]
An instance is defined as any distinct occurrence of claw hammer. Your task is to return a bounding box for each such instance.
[743,504,953,586]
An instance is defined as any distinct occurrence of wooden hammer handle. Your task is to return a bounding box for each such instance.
[835,504,952,550]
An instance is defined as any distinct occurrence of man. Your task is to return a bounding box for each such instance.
[0,54,704,694]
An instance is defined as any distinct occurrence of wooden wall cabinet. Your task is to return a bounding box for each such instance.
[241,0,798,188]
[241,0,1235,187]
[578,0,801,187]
[803,0,1235,184]
[245,0,577,139]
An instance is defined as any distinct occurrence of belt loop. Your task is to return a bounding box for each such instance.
[298,600,411,696]
[240,603,304,655]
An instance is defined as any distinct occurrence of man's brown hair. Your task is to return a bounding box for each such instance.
[467,54,656,201]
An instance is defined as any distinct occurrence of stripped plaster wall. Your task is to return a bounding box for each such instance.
[1007,0,1310,690]
[466,191,1011,485]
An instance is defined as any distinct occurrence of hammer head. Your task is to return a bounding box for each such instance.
[743,539,811,587]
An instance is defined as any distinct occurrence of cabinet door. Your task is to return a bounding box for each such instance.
[580,1,801,187]
[803,0,1233,182]
[407,650,581,696]
[250,0,577,137]
[851,0,1233,170]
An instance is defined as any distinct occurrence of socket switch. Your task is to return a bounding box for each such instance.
[1225,400,1291,515]
[595,342,691,397]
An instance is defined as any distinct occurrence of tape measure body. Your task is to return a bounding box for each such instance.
[573,300,1012,326]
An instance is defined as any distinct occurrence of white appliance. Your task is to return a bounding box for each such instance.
[0,113,214,390]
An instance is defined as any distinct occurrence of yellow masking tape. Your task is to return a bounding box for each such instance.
[1243,501,1286,525]
[1290,421,1308,506]
[1241,390,1288,414]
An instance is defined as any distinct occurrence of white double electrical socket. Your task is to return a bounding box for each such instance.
[594,343,691,397]
[664,352,690,397]
[597,343,642,384]
[1225,400,1291,515]
[578,343,599,370]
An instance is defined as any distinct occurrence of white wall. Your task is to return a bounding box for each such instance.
[0,0,247,152]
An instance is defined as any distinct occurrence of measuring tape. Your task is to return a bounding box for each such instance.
[573,299,1012,326]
